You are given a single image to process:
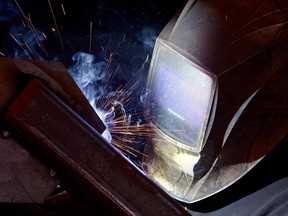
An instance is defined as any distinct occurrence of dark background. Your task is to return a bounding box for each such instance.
[0,0,187,66]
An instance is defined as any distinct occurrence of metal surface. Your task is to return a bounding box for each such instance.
[0,57,106,134]
[4,79,189,216]
[0,130,59,203]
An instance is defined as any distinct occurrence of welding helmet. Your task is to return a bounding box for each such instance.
[142,0,288,203]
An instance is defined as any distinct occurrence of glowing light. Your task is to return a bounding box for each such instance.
[42,32,47,39]
[5,0,161,163]
[47,0,64,49]
[61,4,66,15]
[67,51,150,159]
[13,0,48,57]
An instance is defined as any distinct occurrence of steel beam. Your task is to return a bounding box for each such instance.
[4,79,189,216]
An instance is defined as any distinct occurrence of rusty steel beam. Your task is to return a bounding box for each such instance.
[0,57,106,134]
[0,130,60,203]
[3,79,189,216]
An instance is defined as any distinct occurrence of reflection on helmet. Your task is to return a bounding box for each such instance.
[142,0,288,203]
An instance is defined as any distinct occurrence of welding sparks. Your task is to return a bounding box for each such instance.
[61,4,66,16]
[67,51,153,160]
[6,0,165,164]
[9,32,32,59]
[13,0,48,57]
[109,117,153,158]
[89,21,93,54]
[42,32,47,39]
[47,0,64,49]
[95,84,151,158]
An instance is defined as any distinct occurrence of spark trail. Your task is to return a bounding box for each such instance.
[4,0,170,165]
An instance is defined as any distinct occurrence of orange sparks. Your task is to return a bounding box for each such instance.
[48,0,64,49]
[14,0,48,57]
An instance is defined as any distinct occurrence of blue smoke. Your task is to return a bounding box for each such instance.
[0,0,20,23]
[0,0,185,160]
[9,23,46,60]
